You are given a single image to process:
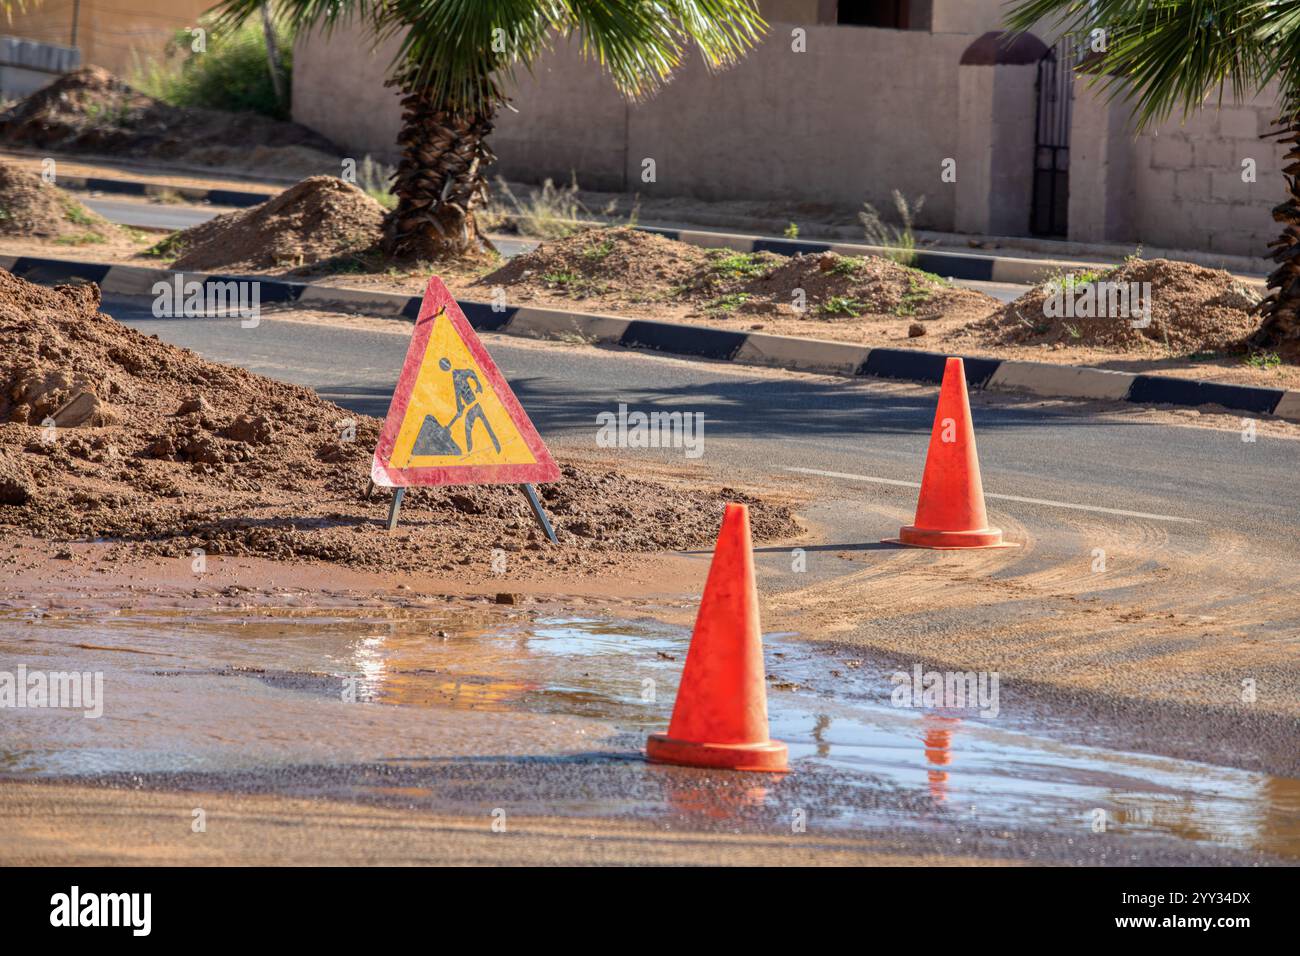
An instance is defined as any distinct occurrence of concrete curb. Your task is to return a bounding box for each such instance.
[56,175,273,208]
[5,254,1296,423]
[637,225,1084,284]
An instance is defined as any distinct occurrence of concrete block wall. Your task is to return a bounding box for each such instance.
[1071,78,1287,258]
[1139,97,1286,257]
[0,35,80,99]
[555,25,970,226]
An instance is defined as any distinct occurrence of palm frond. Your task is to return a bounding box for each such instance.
[207,0,382,38]
[1005,0,1284,128]
[209,0,766,111]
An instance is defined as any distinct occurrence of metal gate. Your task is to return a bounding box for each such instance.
[1031,39,1075,237]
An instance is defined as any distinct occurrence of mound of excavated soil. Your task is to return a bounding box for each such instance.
[972,258,1263,354]
[163,177,385,272]
[0,68,340,178]
[478,227,996,323]
[0,159,116,241]
[482,227,732,301]
[734,251,992,322]
[0,270,796,572]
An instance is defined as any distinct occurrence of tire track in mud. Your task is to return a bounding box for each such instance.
[763,496,1300,733]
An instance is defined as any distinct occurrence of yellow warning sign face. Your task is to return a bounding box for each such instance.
[389,311,537,469]
[371,278,559,487]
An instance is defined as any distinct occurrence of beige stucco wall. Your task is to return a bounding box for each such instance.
[291,24,403,164]
[931,0,1010,35]
[1067,79,1136,244]
[6,0,209,76]
[956,60,1038,236]
[760,0,824,24]
[293,21,976,228]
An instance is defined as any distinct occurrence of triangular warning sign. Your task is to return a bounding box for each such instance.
[371,277,560,488]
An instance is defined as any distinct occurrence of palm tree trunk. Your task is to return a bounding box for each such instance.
[259,1,286,113]
[381,80,496,260]
[1250,116,1300,355]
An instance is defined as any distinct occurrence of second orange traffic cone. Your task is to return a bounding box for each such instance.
[646,503,789,773]
[885,356,1017,550]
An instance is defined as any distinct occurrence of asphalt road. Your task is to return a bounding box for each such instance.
[84,197,215,232]
[106,294,1298,551]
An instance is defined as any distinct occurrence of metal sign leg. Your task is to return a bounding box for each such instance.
[386,487,406,531]
[520,483,558,544]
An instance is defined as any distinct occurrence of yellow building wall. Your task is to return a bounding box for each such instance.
[4,0,211,77]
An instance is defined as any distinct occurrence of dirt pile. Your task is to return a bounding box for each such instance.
[0,270,797,572]
[482,227,732,302]
[0,68,341,178]
[734,252,991,322]
[479,227,995,324]
[162,177,386,272]
[972,258,1263,354]
[0,159,117,242]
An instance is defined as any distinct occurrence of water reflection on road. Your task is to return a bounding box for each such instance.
[1,607,1295,858]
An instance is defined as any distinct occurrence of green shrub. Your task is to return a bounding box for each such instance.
[131,18,294,120]
[1243,351,1281,369]
[707,250,770,279]
[817,296,866,317]
[706,292,751,312]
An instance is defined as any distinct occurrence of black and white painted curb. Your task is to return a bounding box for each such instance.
[56,174,273,208]
[635,226,1093,285]
[5,254,1296,423]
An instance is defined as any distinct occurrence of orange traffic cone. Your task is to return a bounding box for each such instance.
[885,356,1018,549]
[646,503,789,773]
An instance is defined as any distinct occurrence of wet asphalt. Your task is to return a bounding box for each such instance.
[8,606,1289,867]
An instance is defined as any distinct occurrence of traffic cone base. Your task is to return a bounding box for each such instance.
[647,733,789,773]
[884,524,1020,550]
[644,502,788,774]
[886,355,1019,549]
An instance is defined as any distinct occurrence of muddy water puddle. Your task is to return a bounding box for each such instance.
[1,606,1296,857]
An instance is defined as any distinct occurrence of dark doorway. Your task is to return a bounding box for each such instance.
[837,1,910,29]
[1031,39,1074,237]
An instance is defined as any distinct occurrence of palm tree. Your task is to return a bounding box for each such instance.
[211,0,766,260]
[2,1,38,19]
[1006,0,1300,352]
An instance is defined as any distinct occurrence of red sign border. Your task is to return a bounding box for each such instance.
[370,276,561,487]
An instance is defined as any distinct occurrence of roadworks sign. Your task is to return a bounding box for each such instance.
[370,277,560,487]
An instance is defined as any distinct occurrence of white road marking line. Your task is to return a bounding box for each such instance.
[783,467,1200,524]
